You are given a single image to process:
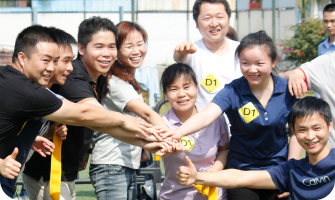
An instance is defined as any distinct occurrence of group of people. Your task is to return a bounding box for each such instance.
[0,0,335,200]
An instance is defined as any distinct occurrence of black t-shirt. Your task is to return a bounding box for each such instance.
[0,65,62,159]
[24,57,105,182]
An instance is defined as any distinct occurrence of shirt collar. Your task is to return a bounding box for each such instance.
[166,108,183,126]
[322,36,335,48]
[240,73,286,95]
[74,56,96,85]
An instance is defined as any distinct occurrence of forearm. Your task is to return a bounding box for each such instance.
[195,169,277,190]
[210,149,229,171]
[177,104,221,137]
[89,126,143,144]
[288,134,303,160]
[145,112,168,128]
[174,52,190,63]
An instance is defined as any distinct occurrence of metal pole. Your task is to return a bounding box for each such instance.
[32,6,37,25]
[131,0,135,22]
[119,6,123,22]
[278,9,280,43]
[187,0,189,41]
[84,0,86,20]
[272,0,276,41]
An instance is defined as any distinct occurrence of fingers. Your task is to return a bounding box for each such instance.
[277,192,290,198]
[185,156,195,169]
[10,148,19,160]
[174,41,196,55]
[55,124,67,140]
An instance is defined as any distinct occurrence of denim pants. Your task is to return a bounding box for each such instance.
[90,164,137,200]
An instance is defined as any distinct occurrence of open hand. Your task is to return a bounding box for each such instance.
[32,136,55,157]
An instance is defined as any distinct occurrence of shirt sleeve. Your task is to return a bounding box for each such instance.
[20,86,63,117]
[211,84,233,114]
[266,163,290,194]
[54,75,95,103]
[299,53,334,93]
[105,77,141,113]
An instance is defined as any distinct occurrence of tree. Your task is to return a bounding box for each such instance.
[281,19,327,66]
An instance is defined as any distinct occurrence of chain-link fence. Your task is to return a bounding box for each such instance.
[0,0,306,69]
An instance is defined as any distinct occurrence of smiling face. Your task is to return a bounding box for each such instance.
[294,112,333,157]
[20,41,59,86]
[166,75,198,116]
[323,11,335,36]
[196,2,229,44]
[239,46,275,87]
[49,45,74,86]
[79,30,117,80]
[118,30,147,71]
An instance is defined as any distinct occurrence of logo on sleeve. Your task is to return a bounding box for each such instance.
[238,102,259,123]
[180,136,195,153]
[302,176,330,186]
[201,74,220,93]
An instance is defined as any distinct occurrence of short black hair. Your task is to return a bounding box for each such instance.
[49,27,77,48]
[323,3,335,13]
[236,30,277,63]
[193,0,231,22]
[290,97,333,130]
[161,63,198,95]
[78,16,118,49]
[12,25,57,63]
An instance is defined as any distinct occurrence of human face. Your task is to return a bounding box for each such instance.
[294,113,333,157]
[239,47,275,87]
[49,45,74,85]
[196,2,229,44]
[323,11,335,36]
[79,31,117,79]
[166,75,198,115]
[118,30,147,71]
[21,42,59,86]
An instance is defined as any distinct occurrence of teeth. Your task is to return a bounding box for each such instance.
[131,57,140,61]
[99,61,110,64]
[307,142,317,145]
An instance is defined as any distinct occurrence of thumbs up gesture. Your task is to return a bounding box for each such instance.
[177,156,197,186]
[0,148,22,179]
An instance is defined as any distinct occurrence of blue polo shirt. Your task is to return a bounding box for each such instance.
[212,74,298,170]
[318,36,335,56]
[267,148,335,200]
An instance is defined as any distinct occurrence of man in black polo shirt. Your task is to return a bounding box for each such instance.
[0,25,168,197]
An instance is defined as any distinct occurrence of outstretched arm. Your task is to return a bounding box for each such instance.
[163,103,222,140]
[177,156,277,190]
[43,99,153,138]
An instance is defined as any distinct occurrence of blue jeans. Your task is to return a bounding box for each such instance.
[90,164,137,200]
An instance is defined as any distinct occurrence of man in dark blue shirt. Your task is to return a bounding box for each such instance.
[177,97,335,200]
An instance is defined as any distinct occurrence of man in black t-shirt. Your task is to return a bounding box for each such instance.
[24,17,120,199]
[0,25,167,197]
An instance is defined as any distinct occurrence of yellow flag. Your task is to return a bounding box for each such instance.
[50,124,62,200]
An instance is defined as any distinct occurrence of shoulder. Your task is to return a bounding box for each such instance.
[108,75,135,91]
[318,37,327,46]
[226,38,240,50]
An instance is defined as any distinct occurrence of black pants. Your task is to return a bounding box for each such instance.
[227,188,289,200]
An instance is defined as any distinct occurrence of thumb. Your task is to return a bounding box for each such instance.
[11,148,19,160]
[185,156,195,169]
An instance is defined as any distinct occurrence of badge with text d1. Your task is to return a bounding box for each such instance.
[238,102,259,123]
[180,136,195,153]
[201,73,220,93]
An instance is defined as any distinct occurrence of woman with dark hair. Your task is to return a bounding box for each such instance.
[89,21,172,200]
[226,26,238,41]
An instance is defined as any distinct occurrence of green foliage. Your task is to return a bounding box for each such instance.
[281,19,327,66]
